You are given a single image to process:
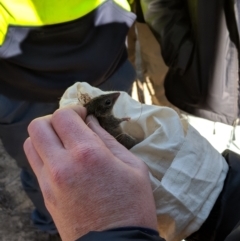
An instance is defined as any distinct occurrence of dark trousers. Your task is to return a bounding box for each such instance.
[0,60,136,233]
[186,150,240,241]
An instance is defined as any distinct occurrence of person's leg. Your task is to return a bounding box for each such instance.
[225,220,240,241]
[186,150,240,241]
[0,94,59,233]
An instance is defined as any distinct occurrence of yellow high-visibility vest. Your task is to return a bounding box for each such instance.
[0,0,130,45]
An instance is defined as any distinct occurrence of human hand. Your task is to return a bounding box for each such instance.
[23,106,157,241]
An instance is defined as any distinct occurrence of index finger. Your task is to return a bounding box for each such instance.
[51,105,98,150]
[23,137,44,179]
[27,114,64,164]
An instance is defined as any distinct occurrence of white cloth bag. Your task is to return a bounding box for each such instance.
[60,82,229,241]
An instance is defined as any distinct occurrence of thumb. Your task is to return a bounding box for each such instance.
[86,115,144,169]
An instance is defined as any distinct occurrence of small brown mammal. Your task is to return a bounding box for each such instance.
[84,92,137,149]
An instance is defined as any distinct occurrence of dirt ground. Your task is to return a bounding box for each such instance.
[0,139,53,241]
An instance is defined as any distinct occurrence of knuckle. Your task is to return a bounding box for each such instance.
[28,117,42,134]
[41,182,57,206]
[52,108,77,133]
[49,166,65,185]
[53,107,77,120]
[52,108,66,118]
[73,142,99,164]
[52,109,68,124]
[78,144,95,159]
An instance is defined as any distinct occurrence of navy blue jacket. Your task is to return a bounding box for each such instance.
[77,228,165,241]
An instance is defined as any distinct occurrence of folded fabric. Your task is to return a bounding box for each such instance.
[60,82,229,241]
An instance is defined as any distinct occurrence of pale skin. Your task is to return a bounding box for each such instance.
[23,105,158,241]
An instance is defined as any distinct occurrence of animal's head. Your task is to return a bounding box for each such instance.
[85,92,120,117]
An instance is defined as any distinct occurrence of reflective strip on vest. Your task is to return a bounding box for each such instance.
[0,0,131,45]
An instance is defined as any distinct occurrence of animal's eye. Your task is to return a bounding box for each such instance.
[105,99,111,105]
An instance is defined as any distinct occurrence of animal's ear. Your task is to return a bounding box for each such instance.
[107,92,120,105]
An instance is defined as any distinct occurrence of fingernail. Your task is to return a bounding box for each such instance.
[86,115,99,125]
